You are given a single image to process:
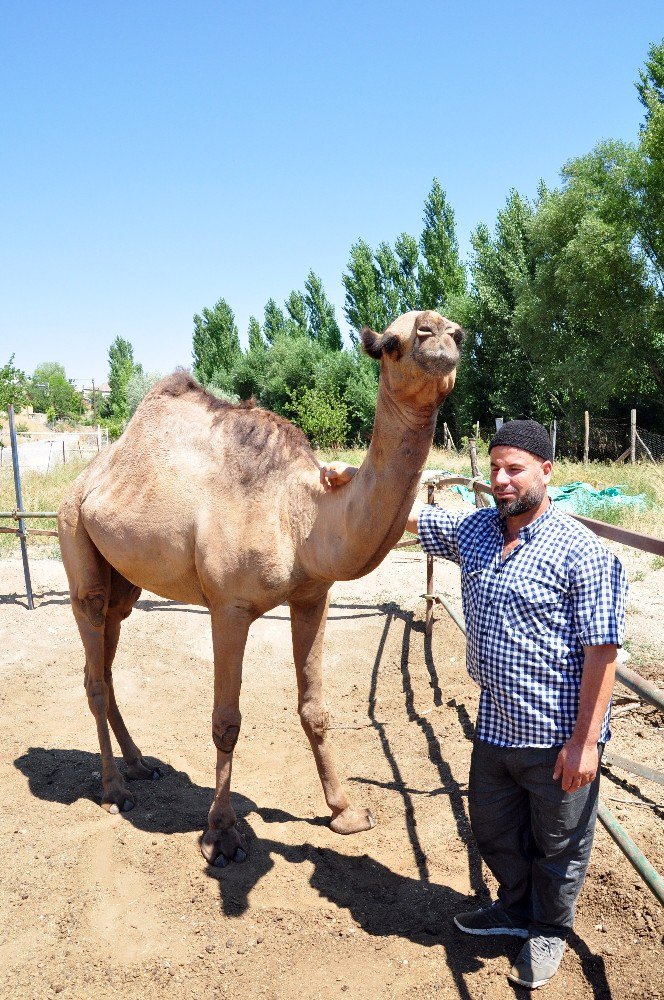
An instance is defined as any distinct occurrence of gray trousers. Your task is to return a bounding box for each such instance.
[468,738,603,939]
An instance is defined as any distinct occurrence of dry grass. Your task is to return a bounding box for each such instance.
[0,459,87,559]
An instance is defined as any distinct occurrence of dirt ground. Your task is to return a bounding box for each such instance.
[1,514,662,999]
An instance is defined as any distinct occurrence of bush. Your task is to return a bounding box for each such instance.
[288,386,349,449]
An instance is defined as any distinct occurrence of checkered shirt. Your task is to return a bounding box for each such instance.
[418,502,627,747]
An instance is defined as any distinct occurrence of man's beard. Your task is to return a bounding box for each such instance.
[494,484,547,519]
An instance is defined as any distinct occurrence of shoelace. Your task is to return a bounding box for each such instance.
[526,936,560,961]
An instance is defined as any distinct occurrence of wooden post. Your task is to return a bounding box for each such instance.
[630,409,636,464]
[475,420,480,442]
[8,405,34,609]
[583,411,590,466]
[62,439,66,464]
[469,438,486,508]
[96,424,102,452]
[425,482,434,636]
[551,419,557,461]
[46,440,53,474]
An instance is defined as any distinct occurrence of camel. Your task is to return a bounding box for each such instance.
[58,309,464,867]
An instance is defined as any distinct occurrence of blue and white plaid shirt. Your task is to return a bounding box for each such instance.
[418,502,627,747]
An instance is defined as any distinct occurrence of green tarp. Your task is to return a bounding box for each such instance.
[442,477,648,515]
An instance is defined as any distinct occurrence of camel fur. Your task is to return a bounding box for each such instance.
[58,309,463,867]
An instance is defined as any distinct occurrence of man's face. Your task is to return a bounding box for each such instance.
[489,445,552,518]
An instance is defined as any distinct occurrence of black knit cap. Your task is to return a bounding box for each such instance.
[489,419,553,463]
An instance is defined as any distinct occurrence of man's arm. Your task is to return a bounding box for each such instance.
[552,644,617,792]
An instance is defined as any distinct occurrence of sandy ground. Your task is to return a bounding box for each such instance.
[1,527,662,1000]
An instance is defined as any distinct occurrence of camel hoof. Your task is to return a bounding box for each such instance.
[330,807,376,835]
[201,826,249,868]
[125,758,161,782]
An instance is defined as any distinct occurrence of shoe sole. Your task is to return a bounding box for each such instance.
[453,916,529,938]
[506,971,551,989]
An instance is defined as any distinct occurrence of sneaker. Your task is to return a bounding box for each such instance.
[453,900,529,937]
[507,935,567,989]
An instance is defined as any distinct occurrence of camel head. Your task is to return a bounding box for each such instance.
[360,310,464,412]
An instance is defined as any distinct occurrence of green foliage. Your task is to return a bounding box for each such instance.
[106,337,142,421]
[304,271,342,350]
[419,178,466,309]
[288,385,349,449]
[30,361,82,419]
[0,355,29,412]
[126,370,162,417]
[192,299,241,387]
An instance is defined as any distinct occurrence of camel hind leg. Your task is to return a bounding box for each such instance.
[104,566,160,782]
[59,515,153,812]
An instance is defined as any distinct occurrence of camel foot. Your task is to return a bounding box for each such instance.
[201,826,248,868]
[125,758,162,782]
[330,806,376,835]
[101,778,135,815]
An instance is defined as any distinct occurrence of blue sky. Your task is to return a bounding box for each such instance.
[1,2,661,385]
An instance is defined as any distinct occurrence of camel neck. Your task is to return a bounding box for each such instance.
[307,376,438,581]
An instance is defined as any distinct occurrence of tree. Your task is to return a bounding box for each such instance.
[126,371,162,417]
[263,298,288,343]
[342,239,385,339]
[0,355,29,412]
[247,315,265,352]
[192,299,241,392]
[304,272,342,350]
[418,178,466,310]
[107,337,141,421]
[284,291,309,337]
[30,362,82,419]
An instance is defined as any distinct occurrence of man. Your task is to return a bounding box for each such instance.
[321,419,627,990]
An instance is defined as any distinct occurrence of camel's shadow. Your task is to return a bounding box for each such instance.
[14,746,612,999]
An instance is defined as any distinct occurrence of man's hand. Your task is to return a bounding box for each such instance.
[319,462,358,491]
[552,740,599,792]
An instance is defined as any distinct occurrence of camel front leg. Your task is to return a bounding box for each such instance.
[290,593,375,835]
[201,603,252,868]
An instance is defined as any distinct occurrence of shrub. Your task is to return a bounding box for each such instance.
[288,386,349,449]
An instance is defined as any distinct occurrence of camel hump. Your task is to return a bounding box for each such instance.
[136,369,318,471]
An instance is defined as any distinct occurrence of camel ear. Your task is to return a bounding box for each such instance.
[360,327,384,359]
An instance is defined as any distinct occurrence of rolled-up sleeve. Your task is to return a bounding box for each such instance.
[417,505,465,565]
[569,546,628,647]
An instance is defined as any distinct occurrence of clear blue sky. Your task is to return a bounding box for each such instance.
[1,1,661,385]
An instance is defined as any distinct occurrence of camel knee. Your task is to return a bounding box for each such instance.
[76,590,108,629]
[299,702,329,742]
[212,711,241,754]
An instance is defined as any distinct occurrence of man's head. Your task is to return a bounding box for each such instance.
[488,420,553,519]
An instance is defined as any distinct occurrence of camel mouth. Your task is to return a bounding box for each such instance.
[413,346,459,377]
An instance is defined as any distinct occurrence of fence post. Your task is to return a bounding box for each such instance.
[8,405,34,610]
[62,439,66,464]
[475,420,480,442]
[583,411,590,466]
[426,483,434,636]
[551,419,557,461]
[631,409,637,464]
[96,424,102,452]
[469,438,487,508]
